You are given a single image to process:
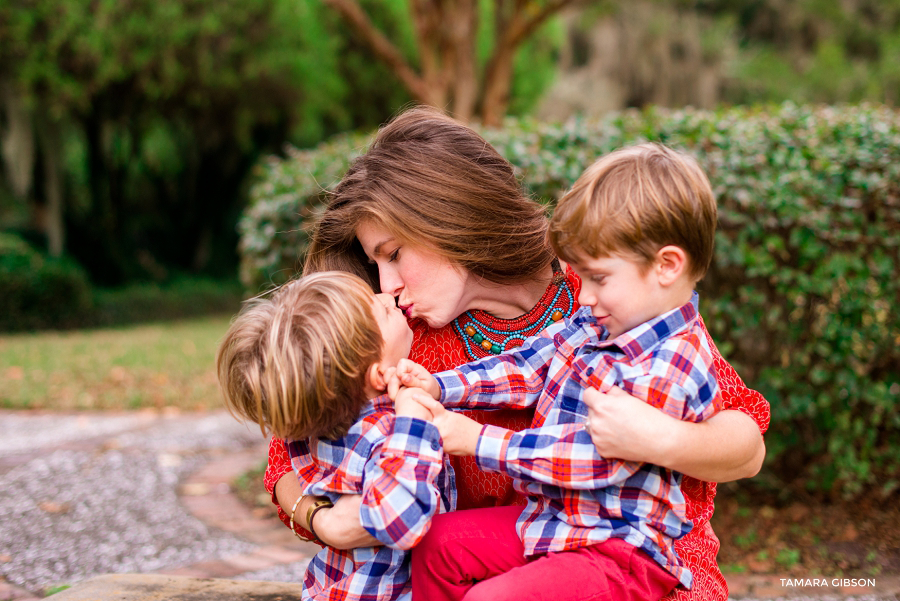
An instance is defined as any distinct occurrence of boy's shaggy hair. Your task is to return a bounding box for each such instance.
[549,143,717,281]
[216,271,383,440]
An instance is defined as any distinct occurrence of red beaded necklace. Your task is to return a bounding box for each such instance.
[452,261,575,360]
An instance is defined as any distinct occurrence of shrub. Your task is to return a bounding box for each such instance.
[89,277,244,327]
[240,103,900,499]
[0,233,93,331]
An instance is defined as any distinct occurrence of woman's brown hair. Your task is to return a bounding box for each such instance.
[303,106,554,290]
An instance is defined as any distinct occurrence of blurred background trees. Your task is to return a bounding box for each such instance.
[1,0,899,505]
[1,0,898,303]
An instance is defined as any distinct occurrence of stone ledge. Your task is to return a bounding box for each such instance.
[47,574,301,601]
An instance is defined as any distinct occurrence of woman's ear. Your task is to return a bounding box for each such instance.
[655,245,688,286]
[366,362,387,392]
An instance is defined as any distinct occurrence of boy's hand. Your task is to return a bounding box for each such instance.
[410,394,481,456]
[387,359,441,400]
[393,386,435,422]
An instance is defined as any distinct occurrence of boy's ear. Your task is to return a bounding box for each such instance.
[655,245,688,286]
[366,362,388,392]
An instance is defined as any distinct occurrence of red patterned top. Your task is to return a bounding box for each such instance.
[263,266,770,600]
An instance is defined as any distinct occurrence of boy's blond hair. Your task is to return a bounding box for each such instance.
[216,271,383,440]
[549,143,717,281]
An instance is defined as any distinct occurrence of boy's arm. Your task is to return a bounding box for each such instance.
[474,422,642,489]
[414,394,640,490]
[358,414,445,550]
[435,320,567,410]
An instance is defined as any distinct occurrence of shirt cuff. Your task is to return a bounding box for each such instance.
[474,424,513,474]
[384,416,444,463]
[434,369,470,408]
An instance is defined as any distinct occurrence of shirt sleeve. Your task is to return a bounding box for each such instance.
[434,321,565,410]
[358,415,445,550]
[618,330,723,424]
[474,423,642,490]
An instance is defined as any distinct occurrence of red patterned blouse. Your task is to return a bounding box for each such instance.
[263,266,770,601]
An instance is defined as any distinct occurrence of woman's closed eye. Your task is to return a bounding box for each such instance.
[388,248,400,263]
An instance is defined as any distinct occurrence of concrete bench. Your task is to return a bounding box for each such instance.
[48,574,302,601]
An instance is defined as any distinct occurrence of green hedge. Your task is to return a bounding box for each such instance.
[240,103,900,499]
[0,233,244,331]
[0,233,93,331]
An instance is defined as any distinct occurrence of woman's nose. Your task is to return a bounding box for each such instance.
[379,267,403,297]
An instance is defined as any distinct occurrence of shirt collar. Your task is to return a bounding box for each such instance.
[589,291,699,360]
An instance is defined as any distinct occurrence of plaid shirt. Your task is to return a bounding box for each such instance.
[287,395,456,601]
[435,293,722,590]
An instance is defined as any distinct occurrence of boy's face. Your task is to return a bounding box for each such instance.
[569,251,668,339]
[371,293,413,367]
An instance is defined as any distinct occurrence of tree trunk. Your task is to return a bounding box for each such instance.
[449,0,479,122]
[481,45,516,127]
[0,81,35,200]
[36,118,65,257]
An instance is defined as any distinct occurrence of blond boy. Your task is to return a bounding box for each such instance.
[217,271,454,601]
[398,144,724,601]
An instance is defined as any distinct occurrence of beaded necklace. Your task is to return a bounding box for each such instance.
[452,260,576,361]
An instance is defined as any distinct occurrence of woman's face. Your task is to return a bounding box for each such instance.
[356,220,470,328]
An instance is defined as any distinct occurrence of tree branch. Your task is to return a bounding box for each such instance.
[323,0,434,104]
[505,0,580,48]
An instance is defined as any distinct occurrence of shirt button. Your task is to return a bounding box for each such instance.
[431,441,441,452]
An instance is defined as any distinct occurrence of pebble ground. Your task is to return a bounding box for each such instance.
[0,409,896,600]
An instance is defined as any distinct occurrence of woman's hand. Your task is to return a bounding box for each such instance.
[387,359,440,400]
[582,386,765,482]
[312,495,380,550]
[411,394,480,456]
[582,386,669,464]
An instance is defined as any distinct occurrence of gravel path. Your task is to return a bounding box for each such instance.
[0,411,263,594]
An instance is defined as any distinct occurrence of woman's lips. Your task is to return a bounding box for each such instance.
[398,303,413,318]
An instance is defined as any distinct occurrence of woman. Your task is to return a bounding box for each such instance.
[264,106,769,600]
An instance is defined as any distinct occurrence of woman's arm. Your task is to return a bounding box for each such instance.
[583,387,765,482]
[274,468,379,550]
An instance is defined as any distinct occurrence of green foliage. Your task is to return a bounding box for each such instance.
[0,232,243,331]
[241,102,900,499]
[0,233,93,331]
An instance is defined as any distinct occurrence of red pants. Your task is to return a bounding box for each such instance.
[412,506,679,601]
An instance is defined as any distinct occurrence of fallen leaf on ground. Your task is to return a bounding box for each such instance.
[38,501,71,514]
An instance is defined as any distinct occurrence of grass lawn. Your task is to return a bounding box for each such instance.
[0,316,232,411]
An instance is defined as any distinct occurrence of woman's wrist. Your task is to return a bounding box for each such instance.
[275,473,315,530]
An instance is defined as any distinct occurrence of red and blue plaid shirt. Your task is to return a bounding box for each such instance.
[287,395,456,601]
[434,293,722,590]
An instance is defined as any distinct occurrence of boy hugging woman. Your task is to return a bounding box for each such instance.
[217,143,724,601]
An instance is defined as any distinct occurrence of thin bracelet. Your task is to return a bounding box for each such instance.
[306,496,334,543]
[288,494,314,542]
